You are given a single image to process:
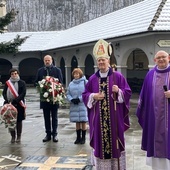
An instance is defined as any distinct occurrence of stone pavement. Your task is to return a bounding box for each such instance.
[0,88,152,170]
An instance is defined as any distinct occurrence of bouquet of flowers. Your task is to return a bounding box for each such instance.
[37,76,65,105]
[0,103,18,129]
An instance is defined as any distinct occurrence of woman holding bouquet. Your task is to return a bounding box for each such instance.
[66,68,88,144]
[2,68,26,143]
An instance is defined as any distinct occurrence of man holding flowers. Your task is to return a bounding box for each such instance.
[35,55,63,142]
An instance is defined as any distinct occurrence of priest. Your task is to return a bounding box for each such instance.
[82,39,132,170]
[136,50,170,170]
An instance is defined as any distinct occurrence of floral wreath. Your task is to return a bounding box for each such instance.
[0,103,18,129]
[37,76,66,105]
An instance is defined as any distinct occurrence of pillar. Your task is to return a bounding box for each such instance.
[65,66,71,88]
[117,65,127,78]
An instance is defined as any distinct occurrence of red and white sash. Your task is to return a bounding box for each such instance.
[6,80,26,109]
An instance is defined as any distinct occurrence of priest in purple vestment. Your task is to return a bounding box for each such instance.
[136,50,170,170]
[82,39,132,170]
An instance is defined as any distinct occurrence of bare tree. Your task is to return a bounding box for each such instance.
[6,0,144,32]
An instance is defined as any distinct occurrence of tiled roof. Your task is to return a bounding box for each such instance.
[0,0,169,52]
[151,0,170,30]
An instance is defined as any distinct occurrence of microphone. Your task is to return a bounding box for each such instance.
[163,85,170,102]
[163,85,168,91]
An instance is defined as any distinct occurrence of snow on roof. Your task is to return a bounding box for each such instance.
[0,0,169,52]
[0,31,61,52]
[151,0,170,30]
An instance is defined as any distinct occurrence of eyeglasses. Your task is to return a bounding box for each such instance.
[155,56,168,60]
[11,72,18,76]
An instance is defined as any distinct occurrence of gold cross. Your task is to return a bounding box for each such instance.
[100,81,107,90]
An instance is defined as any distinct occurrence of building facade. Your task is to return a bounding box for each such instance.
[0,0,170,93]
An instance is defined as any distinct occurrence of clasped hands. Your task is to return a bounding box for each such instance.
[71,98,80,104]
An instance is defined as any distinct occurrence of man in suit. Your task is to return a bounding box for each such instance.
[35,55,63,142]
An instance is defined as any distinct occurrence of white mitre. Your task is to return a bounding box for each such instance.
[93,39,112,60]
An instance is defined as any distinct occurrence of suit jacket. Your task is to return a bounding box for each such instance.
[34,65,63,84]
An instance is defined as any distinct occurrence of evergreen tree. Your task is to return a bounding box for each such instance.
[0,1,28,54]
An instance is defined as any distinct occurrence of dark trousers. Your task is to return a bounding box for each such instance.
[42,102,59,137]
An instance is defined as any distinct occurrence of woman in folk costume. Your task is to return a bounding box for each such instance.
[2,68,26,143]
[82,39,132,170]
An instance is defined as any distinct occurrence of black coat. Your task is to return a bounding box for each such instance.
[2,79,26,122]
[34,66,63,84]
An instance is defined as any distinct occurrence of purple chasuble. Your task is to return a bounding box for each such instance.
[82,68,131,159]
[136,66,170,159]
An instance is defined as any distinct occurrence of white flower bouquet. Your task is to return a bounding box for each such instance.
[0,103,18,129]
[37,76,65,105]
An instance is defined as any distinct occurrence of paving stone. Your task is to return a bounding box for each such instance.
[14,155,93,170]
[0,88,151,170]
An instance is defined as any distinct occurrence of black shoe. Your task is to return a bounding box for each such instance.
[42,136,51,142]
[74,138,81,144]
[80,138,85,144]
[53,136,58,142]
